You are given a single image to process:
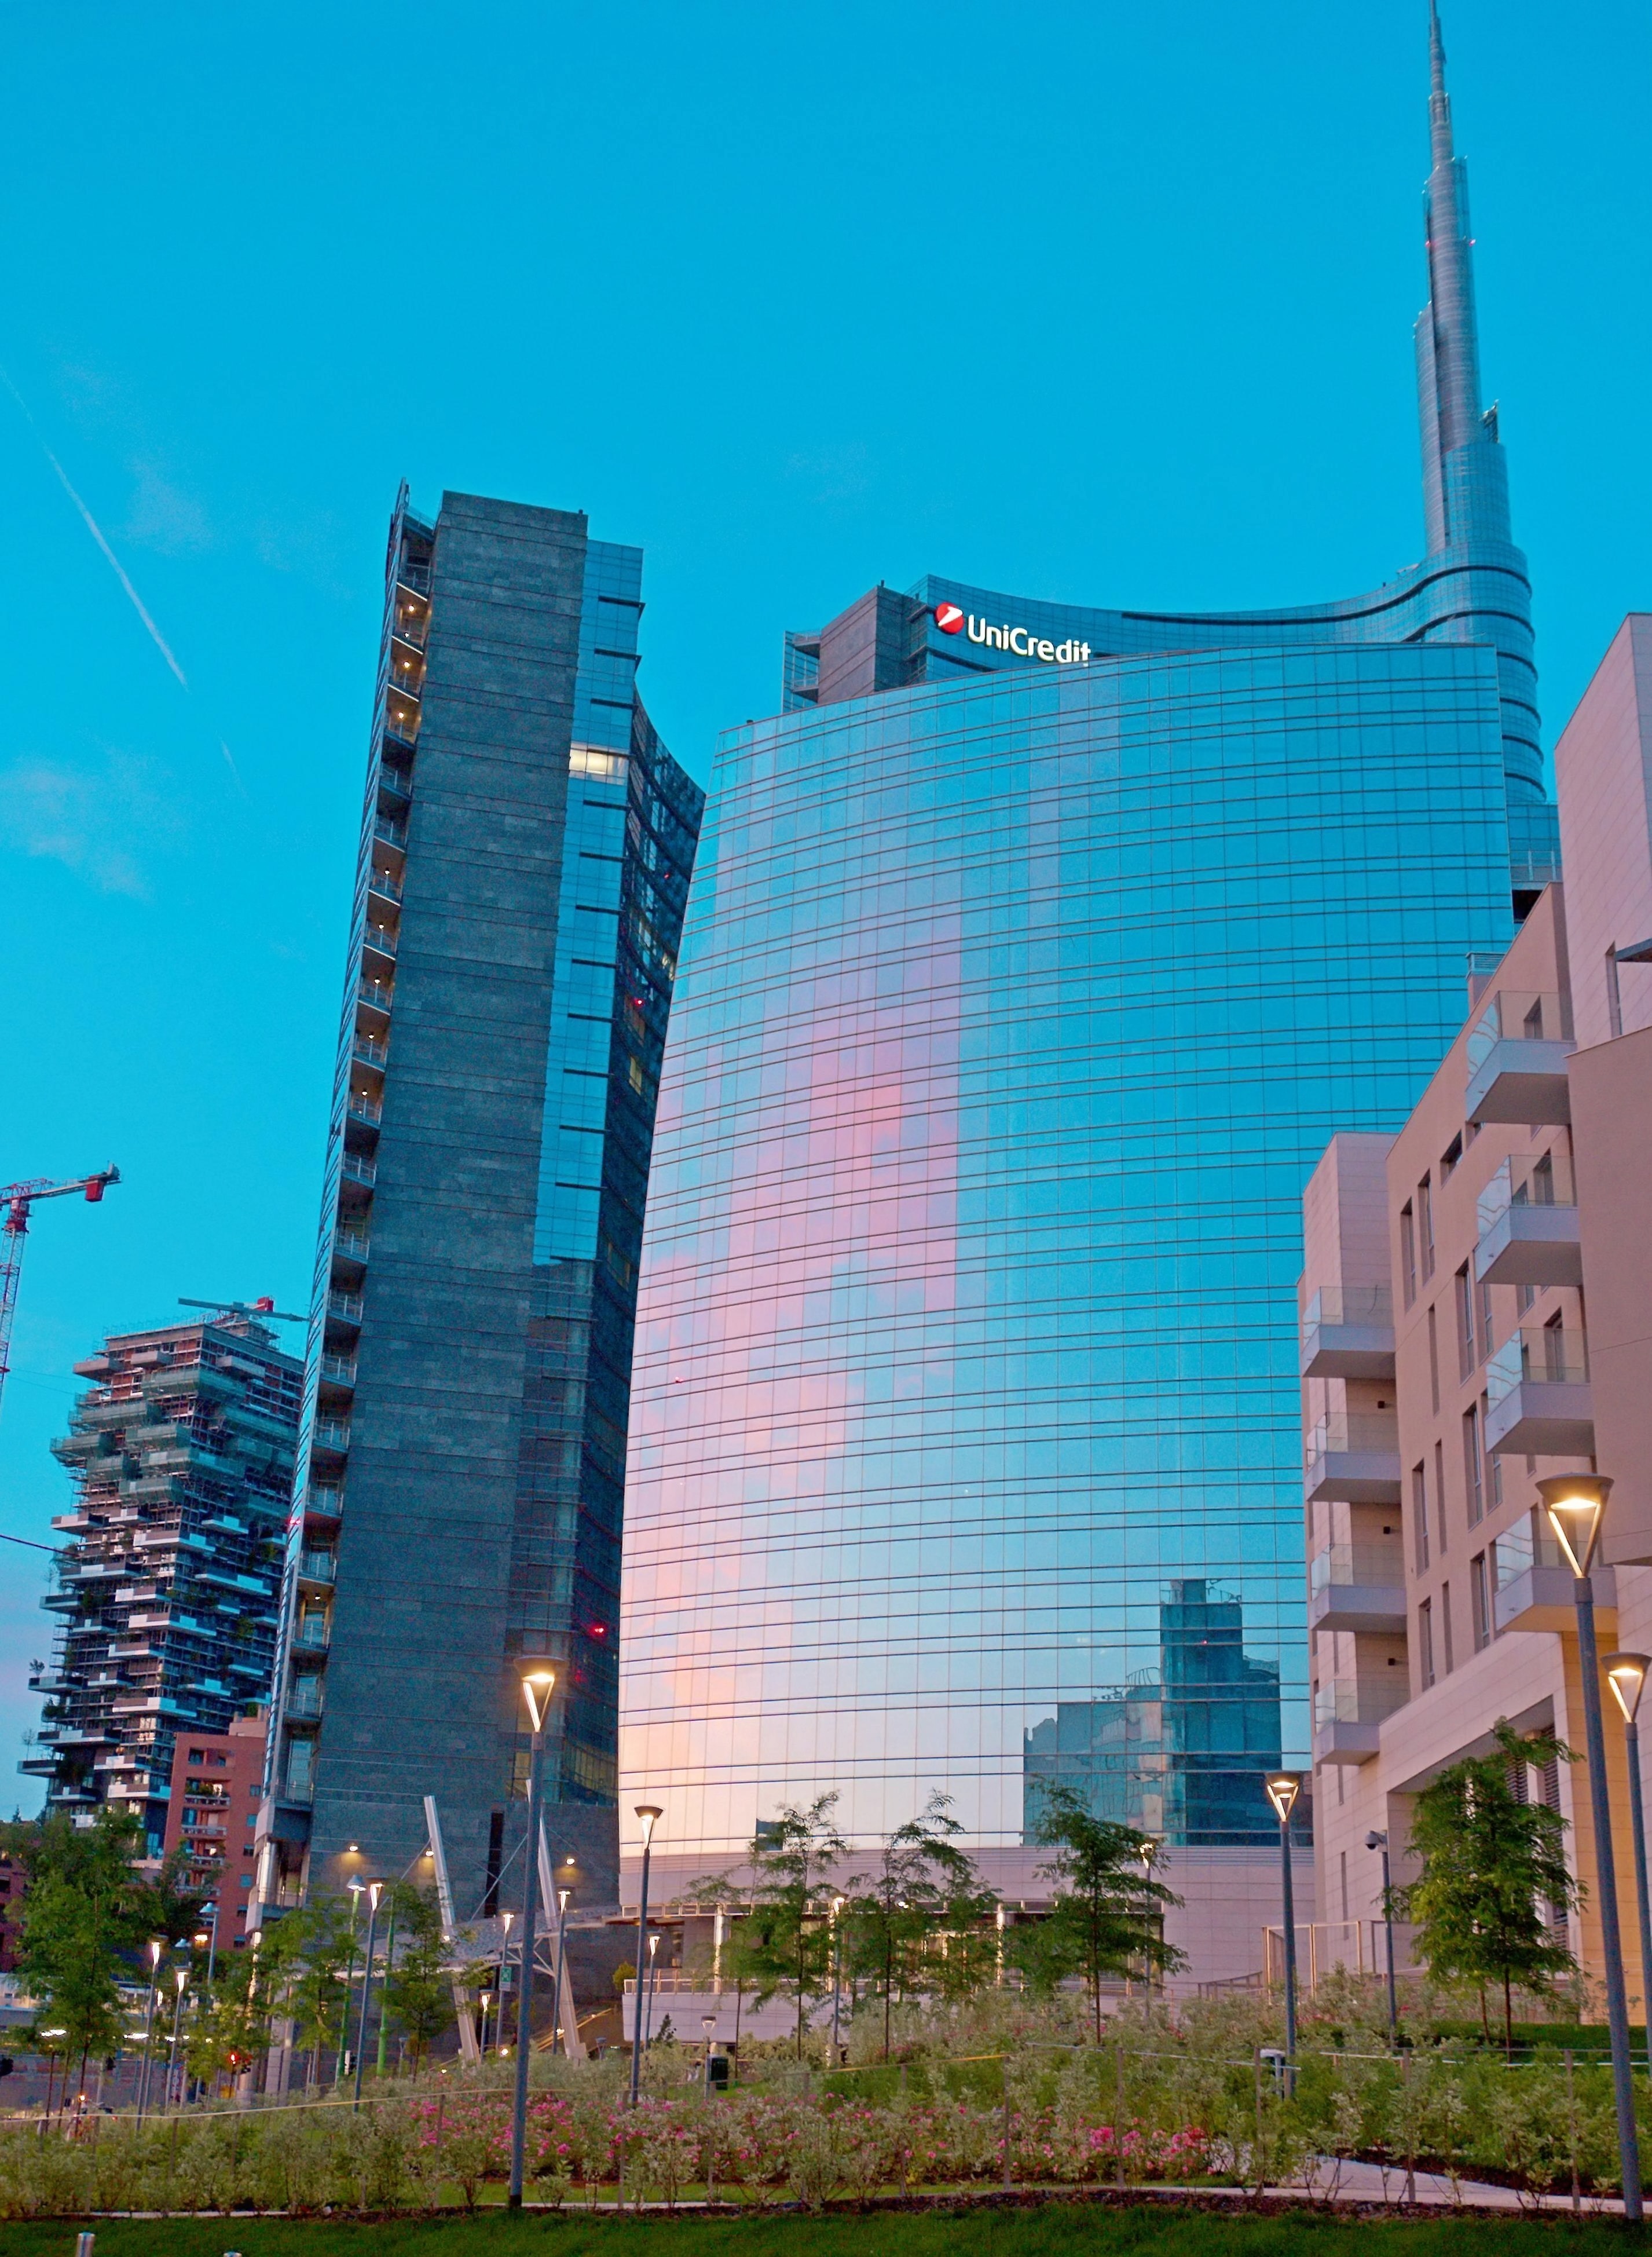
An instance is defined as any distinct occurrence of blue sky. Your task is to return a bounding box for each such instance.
[2,0,1647,1799]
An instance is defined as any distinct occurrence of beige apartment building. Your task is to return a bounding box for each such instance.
[1303,618,1652,2003]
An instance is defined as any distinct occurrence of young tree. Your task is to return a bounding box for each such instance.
[1013,1784,1184,2041]
[381,1883,455,2072]
[1397,1719,1579,2054]
[728,1794,852,2057]
[5,1808,205,2101]
[848,1792,999,2056]
[253,1894,355,2089]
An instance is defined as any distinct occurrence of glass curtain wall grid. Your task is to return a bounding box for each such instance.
[258,492,702,1923]
[25,1316,302,1853]
[621,644,1515,1862]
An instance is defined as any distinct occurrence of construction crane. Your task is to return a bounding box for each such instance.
[0,1167,120,1428]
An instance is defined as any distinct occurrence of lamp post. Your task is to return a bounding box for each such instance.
[551,1887,572,2059]
[197,1901,220,1991]
[353,1881,384,2108]
[376,1886,400,2077]
[134,1939,163,2124]
[1605,1651,1652,2090]
[629,1804,663,2108]
[478,1990,492,2059]
[1263,1774,1302,2083]
[165,1966,188,2112]
[644,1930,661,2046]
[1539,1473,1643,2222]
[338,1878,363,2086]
[702,2014,718,2095]
[830,1894,847,2057]
[1138,1841,1159,1997]
[1365,1830,1400,2044]
[509,1666,557,2210]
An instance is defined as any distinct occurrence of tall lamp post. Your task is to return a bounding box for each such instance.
[1539,1473,1643,2222]
[134,1938,163,2124]
[353,1881,384,2108]
[629,1804,663,2108]
[1605,1652,1652,2089]
[509,1666,557,2210]
[338,1879,363,2086]
[165,1966,188,2112]
[830,1894,847,2057]
[1365,1830,1400,2044]
[1263,1773,1302,2081]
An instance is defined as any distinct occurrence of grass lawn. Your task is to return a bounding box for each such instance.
[3,2208,1647,2257]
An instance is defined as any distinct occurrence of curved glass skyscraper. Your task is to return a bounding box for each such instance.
[620,10,1550,1899]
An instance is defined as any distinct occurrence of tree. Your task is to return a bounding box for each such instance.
[1012,1784,1184,2041]
[727,1795,852,2057]
[380,1883,455,2072]
[253,1894,355,2089]
[848,1793,999,2056]
[4,1808,205,2100]
[1397,1720,1579,2054]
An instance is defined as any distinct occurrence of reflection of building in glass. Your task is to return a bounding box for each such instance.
[618,14,1543,1927]
[1025,1582,1284,1848]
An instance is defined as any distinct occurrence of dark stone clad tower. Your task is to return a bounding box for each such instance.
[258,491,702,1920]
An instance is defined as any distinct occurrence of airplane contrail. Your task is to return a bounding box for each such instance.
[0,365,189,689]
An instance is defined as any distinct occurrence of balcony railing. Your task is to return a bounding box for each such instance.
[1466,990,1574,1077]
[291,1618,331,1652]
[346,1097,382,1129]
[1486,1325,1588,1408]
[1305,1413,1400,1464]
[1314,1677,1408,1729]
[353,1036,388,1069]
[1310,1542,1405,1594]
[307,1484,345,1516]
[327,1291,364,1323]
[340,1153,376,1188]
[313,1420,351,1451]
[396,560,431,595]
[334,1228,371,1261]
[374,813,408,848]
[1303,1286,1393,1330]
[298,1552,336,1585]
[367,870,402,906]
[285,1682,325,1722]
[362,925,398,960]
[319,1353,357,1385]
[1477,1151,1577,1236]
[357,979,395,1015]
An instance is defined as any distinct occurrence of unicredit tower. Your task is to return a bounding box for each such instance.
[619,9,1553,1938]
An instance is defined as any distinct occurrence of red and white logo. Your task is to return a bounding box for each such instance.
[933,602,965,635]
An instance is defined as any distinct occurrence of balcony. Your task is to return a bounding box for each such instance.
[1497,1560,1618,1636]
[1313,1677,1408,1766]
[1308,1542,1406,1634]
[1474,1152,1582,1288]
[367,869,402,909]
[1465,990,1575,1126]
[340,1153,377,1190]
[374,812,409,850]
[291,1616,330,1654]
[306,1483,345,1519]
[327,1290,364,1326]
[357,978,394,1020]
[312,1420,351,1454]
[1305,1413,1402,1505]
[285,1679,325,1722]
[298,1551,336,1588]
[379,766,412,811]
[1300,1286,1395,1381]
[352,1037,389,1073]
[362,924,398,965]
[345,1095,382,1134]
[1485,1325,1594,1456]
[334,1226,371,1264]
[319,1353,357,1388]
[384,688,421,748]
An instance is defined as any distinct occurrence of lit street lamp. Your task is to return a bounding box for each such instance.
[1365,1830,1400,2044]
[644,1931,661,2046]
[1263,1773,1302,2082]
[134,1938,163,2125]
[552,1887,572,2058]
[509,1666,557,2210]
[478,1989,492,2058]
[353,1881,384,2108]
[702,2013,718,2095]
[338,1878,364,2086]
[830,1894,847,2057]
[629,1804,663,2109]
[1605,1651,1652,2091]
[1539,1473,1643,2222]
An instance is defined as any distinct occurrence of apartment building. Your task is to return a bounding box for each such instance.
[159,1715,266,1951]
[1302,617,1652,2001]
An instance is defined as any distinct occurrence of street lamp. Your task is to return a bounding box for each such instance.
[702,2014,718,2095]
[1263,1773,1302,2080]
[353,1881,384,2108]
[1365,1831,1400,2045]
[644,1931,661,2047]
[478,1989,492,2058]
[1539,1473,1643,2222]
[1137,1840,1159,1996]
[551,1887,572,2060]
[1605,1651,1652,2091]
[830,1895,847,2057]
[134,1939,163,2125]
[338,1878,364,2087]
[509,1665,557,2211]
[629,1804,663,2109]
[166,1966,188,2112]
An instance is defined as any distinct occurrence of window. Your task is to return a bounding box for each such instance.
[1471,1550,1492,1650]
[1455,1264,1475,1380]
[1400,1203,1417,1308]
[1419,1175,1435,1282]
[1463,1403,1485,1526]
[1427,1304,1440,1413]
[1477,1278,1494,1364]
[1412,1462,1430,1572]
[1441,1132,1463,1181]
[1419,1598,1435,1688]
[1486,1398,1501,1509]
[1543,1309,1566,1380]
[1434,1438,1447,1554]
[1441,1582,1455,1673]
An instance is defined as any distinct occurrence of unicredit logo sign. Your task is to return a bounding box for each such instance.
[932,605,1090,666]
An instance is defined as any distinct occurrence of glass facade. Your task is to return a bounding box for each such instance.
[621,644,1515,1859]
